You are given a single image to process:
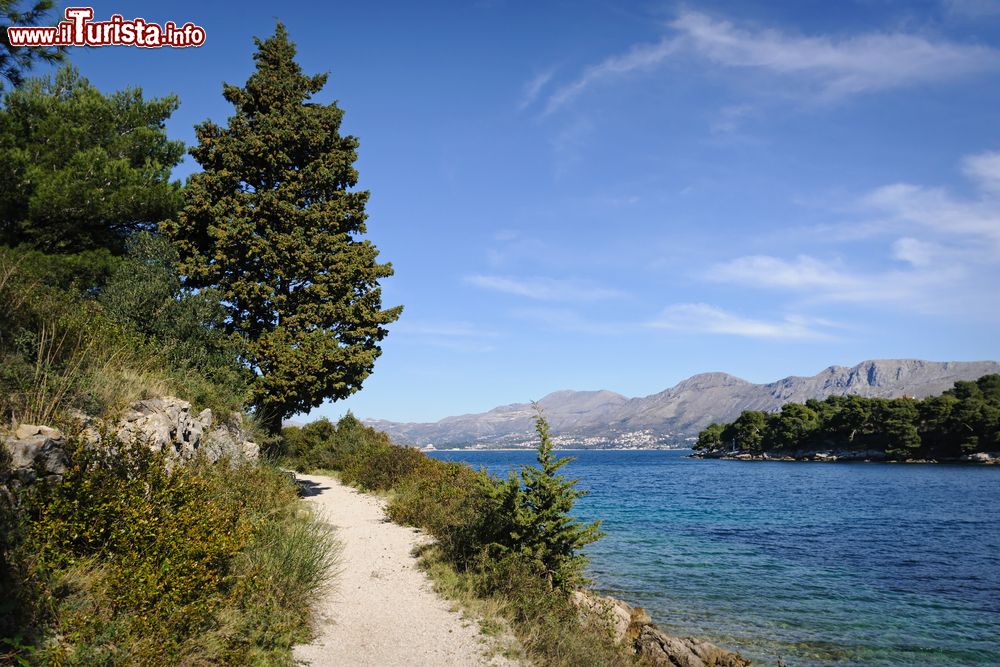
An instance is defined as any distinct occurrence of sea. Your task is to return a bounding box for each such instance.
[427,449,1000,667]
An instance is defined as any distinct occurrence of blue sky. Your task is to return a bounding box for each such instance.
[48,0,1000,422]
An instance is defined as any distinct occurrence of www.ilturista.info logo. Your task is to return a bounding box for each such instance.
[7,7,206,48]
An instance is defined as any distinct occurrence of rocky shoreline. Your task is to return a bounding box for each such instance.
[572,591,750,667]
[691,449,1000,464]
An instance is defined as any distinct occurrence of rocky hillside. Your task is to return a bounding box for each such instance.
[366,359,1000,448]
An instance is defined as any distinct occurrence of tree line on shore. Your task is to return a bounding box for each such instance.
[695,374,1000,459]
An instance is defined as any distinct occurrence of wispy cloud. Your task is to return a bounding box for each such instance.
[394,319,498,353]
[465,274,627,301]
[541,10,1000,113]
[544,37,679,114]
[864,161,1000,251]
[706,253,966,309]
[705,150,1000,315]
[519,68,556,110]
[708,254,862,290]
[649,303,837,340]
[962,150,1000,193]
[670,11,999,99]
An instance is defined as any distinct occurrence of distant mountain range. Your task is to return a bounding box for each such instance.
[365,360,1000,449]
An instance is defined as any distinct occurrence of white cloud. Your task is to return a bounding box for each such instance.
[707,254,862,290]
[705,151,1000,315]
[711,104,754,134]
[544,10,1000,112]
[864,182,1000,249]
[962,151,1000,193]
[670,11,999,98]
[649,303,835,340]
[394,320,498,353]
[707,251,970,309]
[465,274,627,301]
[891,237,944,267]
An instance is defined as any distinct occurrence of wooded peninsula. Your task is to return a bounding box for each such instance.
[694,374,1000,462]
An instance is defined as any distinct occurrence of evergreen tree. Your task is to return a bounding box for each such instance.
[165,25,401,432]
[0,66,183,252]
[494,411,603,589]
[694,422,725,452]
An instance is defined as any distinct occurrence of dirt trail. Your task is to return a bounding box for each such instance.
[292,472,516,667]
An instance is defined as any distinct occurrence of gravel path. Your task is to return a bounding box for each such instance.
[292,472,517,667]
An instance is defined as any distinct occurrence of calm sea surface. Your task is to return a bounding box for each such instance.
[428,449,1000,667]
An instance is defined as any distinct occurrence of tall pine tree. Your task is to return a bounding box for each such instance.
[165,25,401,432]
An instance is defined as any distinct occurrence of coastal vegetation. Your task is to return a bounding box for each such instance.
[278,414,635,666]
[695,374,1000,460]
[0,18,383,665]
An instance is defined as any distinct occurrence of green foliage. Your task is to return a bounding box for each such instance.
[280,413,624,665]
[694,422,725,452]
[165,25,401,432]
[1,436,337,665]
[99,232,250,411]
[766,403,819,449]
[0,66,183,252]
[723,410,766,454]
[0,245,246,423]
[0,0,64,90]
[695,374,1000,460]
[487,414,604,590]
[279,413,392,474]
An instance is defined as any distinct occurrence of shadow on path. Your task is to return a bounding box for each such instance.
[296,478,330,497]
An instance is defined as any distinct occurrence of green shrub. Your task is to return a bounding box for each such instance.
[387,461,500,567]
[278,413,393,475]
[1,435,337,665]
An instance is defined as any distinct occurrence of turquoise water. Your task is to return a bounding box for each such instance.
[428,450,1000,666]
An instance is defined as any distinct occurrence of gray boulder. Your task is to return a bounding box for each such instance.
[3,424,69,483]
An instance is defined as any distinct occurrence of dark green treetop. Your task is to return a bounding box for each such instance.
[0,65,184,252]
[164,25,401,431]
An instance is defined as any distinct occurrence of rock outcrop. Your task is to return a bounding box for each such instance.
[572,591,751,667]
[2,423,69,485]
[1,397,258,490]
[114,397,259,464]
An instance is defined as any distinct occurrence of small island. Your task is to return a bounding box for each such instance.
[693,374,1000,463]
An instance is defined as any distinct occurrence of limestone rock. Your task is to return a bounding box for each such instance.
[637,626,751,667]
[3,424,69,482]
[115,397,257,464]
[572,590,750,667]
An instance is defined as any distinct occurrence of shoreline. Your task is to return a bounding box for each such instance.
[690,451,1000,464]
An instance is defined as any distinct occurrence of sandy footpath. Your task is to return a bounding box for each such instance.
[292,472,518,667]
